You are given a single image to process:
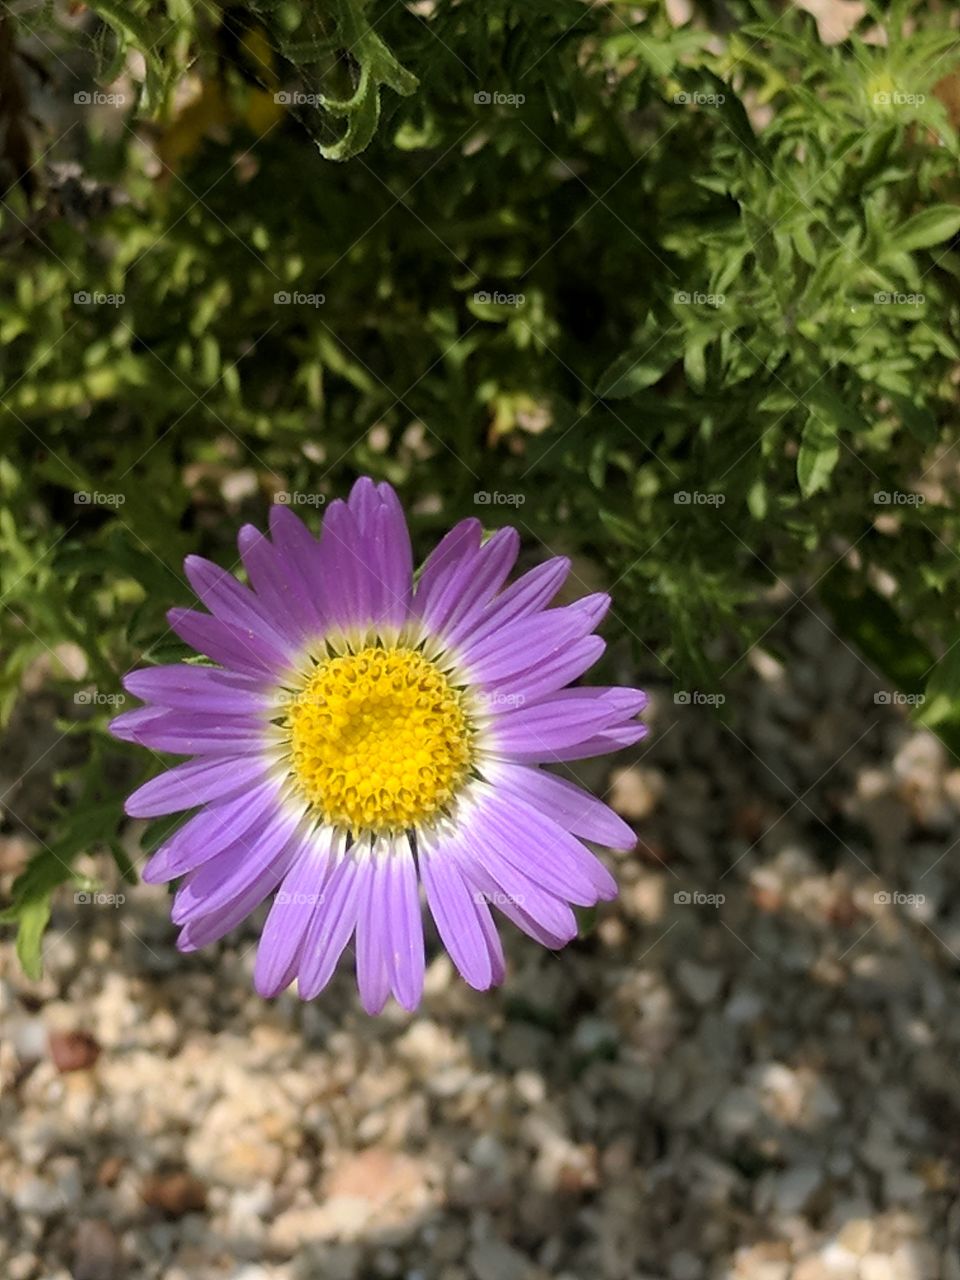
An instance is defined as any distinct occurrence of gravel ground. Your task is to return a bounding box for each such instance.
[2,604,960,1280]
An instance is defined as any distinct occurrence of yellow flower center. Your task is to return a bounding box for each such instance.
[284,645,473,835]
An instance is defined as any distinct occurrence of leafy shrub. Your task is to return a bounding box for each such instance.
[2,0,960,973]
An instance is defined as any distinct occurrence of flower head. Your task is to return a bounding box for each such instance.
[111,478,647,1013]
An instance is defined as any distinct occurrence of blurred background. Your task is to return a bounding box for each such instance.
[2,0,960,1276]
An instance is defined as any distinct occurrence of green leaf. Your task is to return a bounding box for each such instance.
[0,853,77,980]
[576,905,598,938]
[821,572,931,697]
[747,475,768,520]
[318,0,418,161]
[892,205,960,254]
[15,895,53,981]
[596,338,677,399]
[797,411,839,497]
[891,394,938,444]
[683,328,712,391]
[920,642,960,730]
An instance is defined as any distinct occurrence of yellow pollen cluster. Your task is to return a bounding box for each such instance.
[285,645,473,834]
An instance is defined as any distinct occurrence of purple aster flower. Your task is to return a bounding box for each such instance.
[110,478,647,1014]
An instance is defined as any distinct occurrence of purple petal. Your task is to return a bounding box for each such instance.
[486,695,624,756]
[414,524,506,640]
[419,825,503,991]
[461,594,609,685]
[347,479,413,630]
[383,840,425,1011]
[297,854,369,999]
[142,778,282,883]
[486,761,636,851]
[317,500,376,631]
[474,892,507,985]
[167,607,290,677]
[553,686,649,716]
[254,826,337,997]
[238,524,323,643]
[171,801,301,927]
[454,557,570,650]
[175,820,300,951]
[125,754,270,818]
[347,475,379,527]
[268,505,329,604]
[355,853,392,1015]
[184,556,298,658]
[452,846,574,949]
[458,810,579,943]
[441,528,521,645]
[109,706,169,742]
[122,664,271,714]
[541,721,650,761]
[482,635,605,707]
[412,519,483,630]
[109,705,266,755]
[470,784,618,904]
